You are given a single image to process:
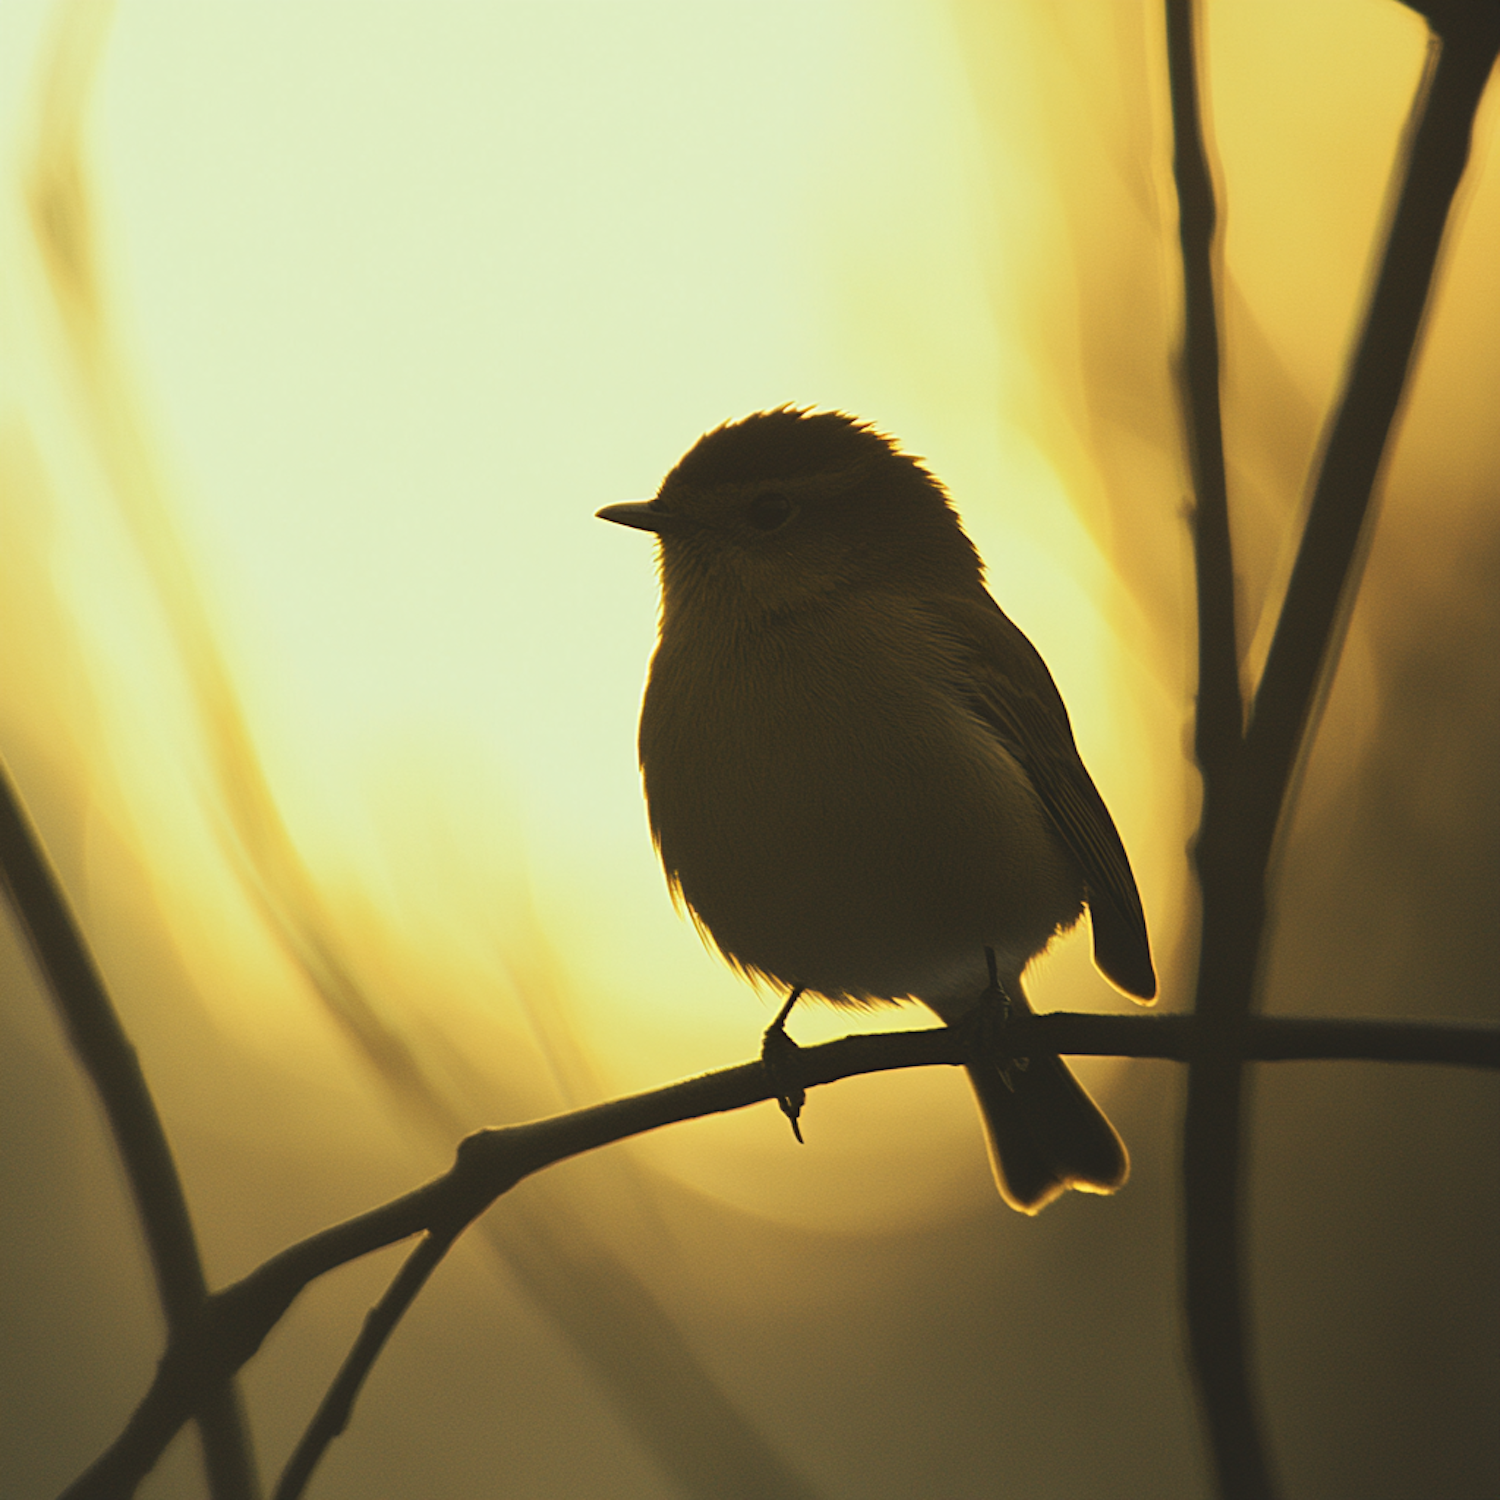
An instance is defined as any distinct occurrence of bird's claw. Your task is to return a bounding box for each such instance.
[972,947,1026,1091]
[762,988,807,1144]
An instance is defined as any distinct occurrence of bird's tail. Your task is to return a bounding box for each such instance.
[964,984,1128,1214]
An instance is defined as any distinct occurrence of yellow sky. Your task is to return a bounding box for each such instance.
[3,6,1498,1500]
[1,0,1207,1231]
[1,0,1488,1228]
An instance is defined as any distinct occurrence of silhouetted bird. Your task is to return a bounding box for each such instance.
[600,408,1154,1211]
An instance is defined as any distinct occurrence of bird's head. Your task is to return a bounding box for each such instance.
[598,408,983,617]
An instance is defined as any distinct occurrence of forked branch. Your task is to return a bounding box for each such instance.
[1166,3,1500,1499]
[54,1004,1499,1500]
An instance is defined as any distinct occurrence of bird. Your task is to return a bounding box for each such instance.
[597,407,1155,1212]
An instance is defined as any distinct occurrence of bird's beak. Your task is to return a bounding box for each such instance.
[596,499,687,534]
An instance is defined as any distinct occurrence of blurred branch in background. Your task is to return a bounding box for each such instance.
[1168,2,1500,1499]
[3,1,1496,1498]
[18,4,824,1500]
[7,17,267,1458]
[0,760,259,1500]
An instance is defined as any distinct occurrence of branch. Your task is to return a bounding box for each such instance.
[273,1230,458,1500]
[0,756,259,1500]
[1166,5,1500,1498]
[1167,0,1242,774]
[18,4,262,1490]
[1244,6,1500,818]
[1165,1,1279,1492]
[58,1008,1500,1498]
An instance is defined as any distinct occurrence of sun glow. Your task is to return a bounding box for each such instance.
[3,0,1469,1237]
[0,0,1200,1234]
[5,4,1498,1497]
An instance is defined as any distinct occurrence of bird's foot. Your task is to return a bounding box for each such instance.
[762,987,806,1144]
[972,948,1027,1090]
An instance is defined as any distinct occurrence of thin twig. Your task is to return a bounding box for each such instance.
[0,756,259,1500]
[57,1006,1500,1499]
[274,1231,458,1500]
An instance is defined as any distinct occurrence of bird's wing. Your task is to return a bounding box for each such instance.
[932,591,1157,1001]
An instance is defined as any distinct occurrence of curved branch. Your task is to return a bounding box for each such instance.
[0,755,259,1500]
[57,1007,1500,1498]
[19,3,264,1490]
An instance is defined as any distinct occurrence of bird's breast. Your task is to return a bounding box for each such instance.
[638,597,1084,1008]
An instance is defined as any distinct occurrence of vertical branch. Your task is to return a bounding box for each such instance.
[1169,4,1499,1500]
[1245,7,1500,812]
[1166,0,1242,773]
[0,762,259,1500]
[1164,5,1277,1498]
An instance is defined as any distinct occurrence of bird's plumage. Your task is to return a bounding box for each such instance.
[601,408,1155,1211]
[933,593,1156,1000]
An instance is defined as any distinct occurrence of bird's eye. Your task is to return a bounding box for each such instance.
[746,492,795,531]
